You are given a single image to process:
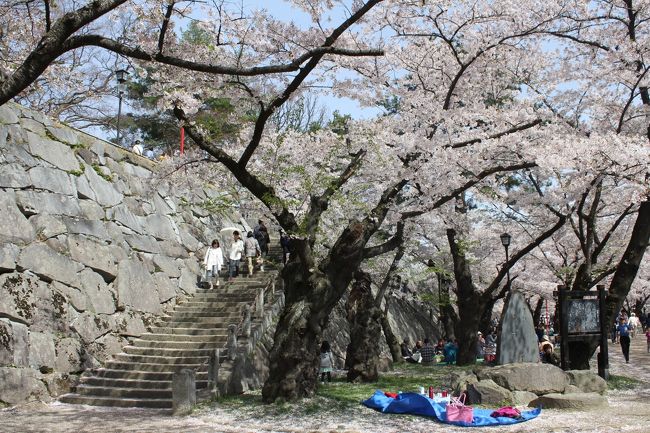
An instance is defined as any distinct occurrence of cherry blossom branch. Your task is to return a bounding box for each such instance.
[0,0,127,106]
[363,220,404,259]
[482,213,568,300]
[304,149,367,238]
[237,0,384,168]
[447,119,543,149]
[173,105,300,232]
[158,2,176,54]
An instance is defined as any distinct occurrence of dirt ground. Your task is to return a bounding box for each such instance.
[2,336,649,433]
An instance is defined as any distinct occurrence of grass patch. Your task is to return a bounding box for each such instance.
[607,374,644,390]
[208,363,476,417]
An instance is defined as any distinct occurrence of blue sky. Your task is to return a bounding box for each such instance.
[241,0,382,120]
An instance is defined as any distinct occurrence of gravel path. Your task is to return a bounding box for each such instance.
[2,337,649,433]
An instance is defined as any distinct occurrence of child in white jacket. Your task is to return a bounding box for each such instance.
[204,239,224,288]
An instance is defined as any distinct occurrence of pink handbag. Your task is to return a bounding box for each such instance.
[445,394,473,423]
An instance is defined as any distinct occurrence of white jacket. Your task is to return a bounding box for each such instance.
[229,239,244,261]
[204,247,223,270]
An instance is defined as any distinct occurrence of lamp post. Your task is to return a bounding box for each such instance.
[115,69,128,147]
[500,232,511,288]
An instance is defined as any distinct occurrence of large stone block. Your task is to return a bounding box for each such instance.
[0,105,19,124]
[51,280,89,312]
[153,193,175,214]
[29,214,67,239]
[55,338,83,374]
[497,290,539,364]
[0,273,39,325]
[28,166,76,195]
[78,269,116,314]
[0,367,48,404]
[82,163,123,207]
[113,311,147,337]
[107,204,147,234]
[153,273,177,303]
[87,334,126,363]
[115,259,161,314]
[146,214,178,241]
[79,200,106,221]
[178,267,199,293]
[566,370,607,394]
[0,319,29,366]
[0,163,32,188]
[28,332,56,370]
[529,392,608,410]
[124,233,162,254]
[26,131,80,172]
[467,379,513,405]
[46,125,79,146]
[15,190,82,217]
[0,244,20,272]
[71,312,112,344]
[0,194,36,245]
[62,217,109,239]
[159,240,188,258]
[477,363,569,395]
[67,235,117,280]
[152,255,182,278]
[17,243,83,287]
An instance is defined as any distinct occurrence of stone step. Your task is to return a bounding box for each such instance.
[76,385,173,399]
[94,369,208,381]
[103,361,207,373]
[183,296,256,303]
[169,311,242,319]
[59,394,172,409]
[162,317,240,325]
[144,327,229,336]
[113,353,210,365]
[160,321,232,329]
[123,346,217,357]
[174,302,248,310]
[131,340,225,350]
[138,333,227,342]
[171,307,244,315]
[79,376,207,390]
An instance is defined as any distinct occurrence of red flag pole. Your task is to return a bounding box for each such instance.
[180,127,185,155]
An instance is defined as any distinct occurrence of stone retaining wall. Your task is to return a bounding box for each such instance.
[0,103,243,405]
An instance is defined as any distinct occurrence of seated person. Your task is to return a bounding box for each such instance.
[541,344,559,366]
[435,338,445,354]
[400,339,413,358]
[418,338,436,364]
[443,340,458,364]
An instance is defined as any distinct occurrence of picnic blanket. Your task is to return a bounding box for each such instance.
[362,391,541,427]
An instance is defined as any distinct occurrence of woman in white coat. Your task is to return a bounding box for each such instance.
[204,239,224,289]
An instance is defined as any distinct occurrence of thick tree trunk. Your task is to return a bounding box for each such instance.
[381,297,403,363]
[346,271,383,382]
[447,229,483,365]
[532,297,544,327]
[567,200,650,369]
[438,274,458,340]
[478,297,497,334]
[262,226,367,401]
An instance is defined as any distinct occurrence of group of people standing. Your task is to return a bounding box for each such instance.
[202,219,272,288]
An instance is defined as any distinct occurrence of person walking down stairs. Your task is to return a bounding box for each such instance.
[228,231,245,282]
[203,240,223,289]
[244,232,261,278]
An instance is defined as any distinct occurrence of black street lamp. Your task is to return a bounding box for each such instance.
[500,232,511,287]
[115,69,129,147]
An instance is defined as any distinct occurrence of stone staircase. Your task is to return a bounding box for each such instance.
[60,245,283,409]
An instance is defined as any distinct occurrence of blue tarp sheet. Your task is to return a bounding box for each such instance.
[362,391,541,427]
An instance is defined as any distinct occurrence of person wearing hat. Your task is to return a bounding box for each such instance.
[132,139,144,155]
[476,332,486,360]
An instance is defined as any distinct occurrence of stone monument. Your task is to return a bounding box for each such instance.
[496,290,539,364]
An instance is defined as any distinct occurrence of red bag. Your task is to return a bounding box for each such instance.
[445,394,473,423]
